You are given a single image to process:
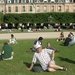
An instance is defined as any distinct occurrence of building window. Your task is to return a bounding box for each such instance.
[26,0,29,3]
[0,0,4,3]
[36,0,44,3]
[58,0,64,2]
[30,0,33,3]
[58,6,61,11]
[22,6,25,12]
[44,6,47,12]
[65,0,70,3]
[70,0,72,2]
[15,6,18,12]
[40,0,43,2]
[7,0,11,3]
[66,6,69,12]
[51,6,54,12]
[55,0,58,2]
[21,0,26,3]
[44,0,48,3]
[73,6,75,12]
[8,6,11,12]
[14,0,19,3]
[36,6,40,12]
[50,0,55,3]
[36,0,40,2]
[29,6,32,12]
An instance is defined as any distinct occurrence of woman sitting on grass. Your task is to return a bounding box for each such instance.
[57,31,65,41]
[8,34,17,44]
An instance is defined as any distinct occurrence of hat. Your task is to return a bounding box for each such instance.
[36,45,41,49]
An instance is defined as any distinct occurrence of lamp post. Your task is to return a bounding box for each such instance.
[48,15,52,24]
[48,15,53,29]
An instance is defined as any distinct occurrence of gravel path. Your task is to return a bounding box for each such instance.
[0,32,75,40]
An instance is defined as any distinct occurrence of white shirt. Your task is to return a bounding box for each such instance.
[32,48,53,70]
[34,40,42,49]
[9,38,17,44]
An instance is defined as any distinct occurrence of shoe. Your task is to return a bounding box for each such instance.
[55,50,60,53]
[62,66,67,71]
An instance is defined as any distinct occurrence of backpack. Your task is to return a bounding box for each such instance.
[32,66,44,72]
[0,54,3,60]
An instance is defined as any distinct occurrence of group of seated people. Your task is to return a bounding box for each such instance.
[64,32,75,46]
[0,34,17,60]
[0,35,68,72]
[27,37,67,72]
[30,37,59,53]
[0,31,74,61]
[57,31,75,46]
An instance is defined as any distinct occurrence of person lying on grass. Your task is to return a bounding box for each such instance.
[27,45,67,72]
[46,42,59,53]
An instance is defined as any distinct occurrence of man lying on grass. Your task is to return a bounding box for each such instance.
[27,45,67,72]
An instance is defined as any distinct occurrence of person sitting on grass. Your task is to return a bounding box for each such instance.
[27,45,67,72]
[46,42,59,53]
[8,34,17,44]
[68,32,75,46]
[57,31,65,41]
[30,36,43,52]
[59,31,65,41]
[63,34,72,46]
[1,42,14,60]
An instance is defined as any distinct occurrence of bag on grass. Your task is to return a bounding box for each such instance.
[0,54,3,60]
[32,66,44,72]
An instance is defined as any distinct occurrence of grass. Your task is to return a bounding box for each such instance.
[0,39,75,75]
[0,28,75,34]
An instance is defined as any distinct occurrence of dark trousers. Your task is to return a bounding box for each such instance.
[0,54,3,60]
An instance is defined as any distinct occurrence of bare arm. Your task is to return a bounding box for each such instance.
[27,62,34,70]
[33,45,36,48]
[1,51,4,54]
[11,52,14,56]
[51,50,55,60]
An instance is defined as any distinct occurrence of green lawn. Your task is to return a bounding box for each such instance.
[0,28,75,33]
[0,39,75,75]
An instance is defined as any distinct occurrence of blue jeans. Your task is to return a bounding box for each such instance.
[68,42,75,46]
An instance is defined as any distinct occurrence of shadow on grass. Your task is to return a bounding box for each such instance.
[23,62,41,67]
[23,62,31,67]
[60,42,67,46]
[58,57,75,64]
[60,44,65,46]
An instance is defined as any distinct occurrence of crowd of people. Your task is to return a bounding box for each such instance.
[27,32,75,72]
[0,31,75,72]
